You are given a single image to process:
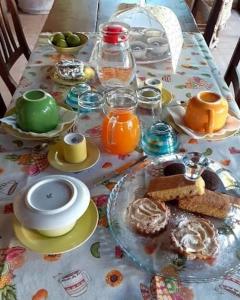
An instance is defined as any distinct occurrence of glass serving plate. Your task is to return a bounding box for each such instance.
[107,153,240,283]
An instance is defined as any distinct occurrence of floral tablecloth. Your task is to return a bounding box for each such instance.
[1,32,240,300]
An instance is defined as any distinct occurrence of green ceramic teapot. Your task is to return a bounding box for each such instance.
[16,89,59,133]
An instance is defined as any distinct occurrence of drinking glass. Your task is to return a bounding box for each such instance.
[136,86,178,156]
[76,91,104,142]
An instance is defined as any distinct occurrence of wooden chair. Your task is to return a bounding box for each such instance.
[191,0,232,48]
[224,38,240,106]
[0,0,31,115]
[0,92,6,117]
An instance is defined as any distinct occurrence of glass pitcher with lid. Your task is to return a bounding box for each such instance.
[94,21,136,88]
[102,88,140,155]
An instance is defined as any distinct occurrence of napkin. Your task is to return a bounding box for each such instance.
[168,105,240,139]
[0,107,77,138]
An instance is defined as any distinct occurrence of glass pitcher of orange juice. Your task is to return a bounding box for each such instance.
[102,88,140,155]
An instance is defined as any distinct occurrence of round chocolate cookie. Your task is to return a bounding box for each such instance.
[201,169,224,191]
[163,163,185,176]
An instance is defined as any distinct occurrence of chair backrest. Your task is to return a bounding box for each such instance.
[0,92,6,117]
[0,0,31,95]
[224,38,240,106]
[191,0,227,47]
[0,0,31,115]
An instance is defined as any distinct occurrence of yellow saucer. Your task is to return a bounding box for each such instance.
[51,70,86,86]
[162,88,173,106]
[48,138,100,172]
[13,200,98,254]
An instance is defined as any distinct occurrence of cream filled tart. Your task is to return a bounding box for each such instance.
[171,218,219,260]
[127,197,170,235]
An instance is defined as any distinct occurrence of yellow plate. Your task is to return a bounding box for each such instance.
[13,200,98,254]
[48,138,100,172]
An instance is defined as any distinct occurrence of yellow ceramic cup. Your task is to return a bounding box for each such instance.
[184,91,229,134]
[63,133,87,164]
[145,78,163,92]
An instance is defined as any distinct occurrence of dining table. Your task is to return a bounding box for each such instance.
[1,1,240,300]
[42,0,198,33]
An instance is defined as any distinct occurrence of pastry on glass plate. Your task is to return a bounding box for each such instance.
[127,197,170,236]
[171,217,219,260]
[147,174,205,202]
[178,189,231,219]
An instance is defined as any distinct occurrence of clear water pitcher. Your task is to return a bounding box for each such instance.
[94,21,136,88]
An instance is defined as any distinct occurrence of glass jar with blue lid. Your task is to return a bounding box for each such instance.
[136,86,178,156]
[141,121,179,156]
[65,83,91,110]
[76,91,104,139]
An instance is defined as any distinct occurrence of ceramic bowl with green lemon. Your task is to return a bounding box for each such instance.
[49,31,88,53]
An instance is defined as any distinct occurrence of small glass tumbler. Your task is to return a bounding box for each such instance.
[76,91,104,140]
[65,83,91,110]
[182,152,209,181]
[141,121,179,156]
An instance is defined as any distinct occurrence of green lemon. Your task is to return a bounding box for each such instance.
[56,38,68,48]
[66,34,81,47]
[52,32,65,45]
[63,31,73,39]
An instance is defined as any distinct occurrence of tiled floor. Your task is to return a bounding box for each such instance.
[2,9,240,107]
[212,10,240,75]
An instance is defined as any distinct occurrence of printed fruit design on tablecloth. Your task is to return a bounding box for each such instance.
[140,275,194,300]
[92,195,109,227]
[90,242,100,258]
[43,254,62,262]
[103,181,117,192]
[105,270,123,287]
[175,76,213,90]
[32,289,48,300]
[3,203,13,214]
[0,263,14,299]
[0,246,26,300]
[85,125,102,138]
[5,153,48,176]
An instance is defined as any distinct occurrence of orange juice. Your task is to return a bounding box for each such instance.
[102,110,140,154]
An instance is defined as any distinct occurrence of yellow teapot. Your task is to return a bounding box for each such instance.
[184,91,228,134]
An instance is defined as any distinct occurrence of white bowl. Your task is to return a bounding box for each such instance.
[147,37,169,55]
[144,29,166,38]
[130,41,147,59]
[13,175,90,237]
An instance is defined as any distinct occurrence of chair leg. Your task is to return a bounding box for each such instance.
[191,0,199,16]
[0,94,7,117]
